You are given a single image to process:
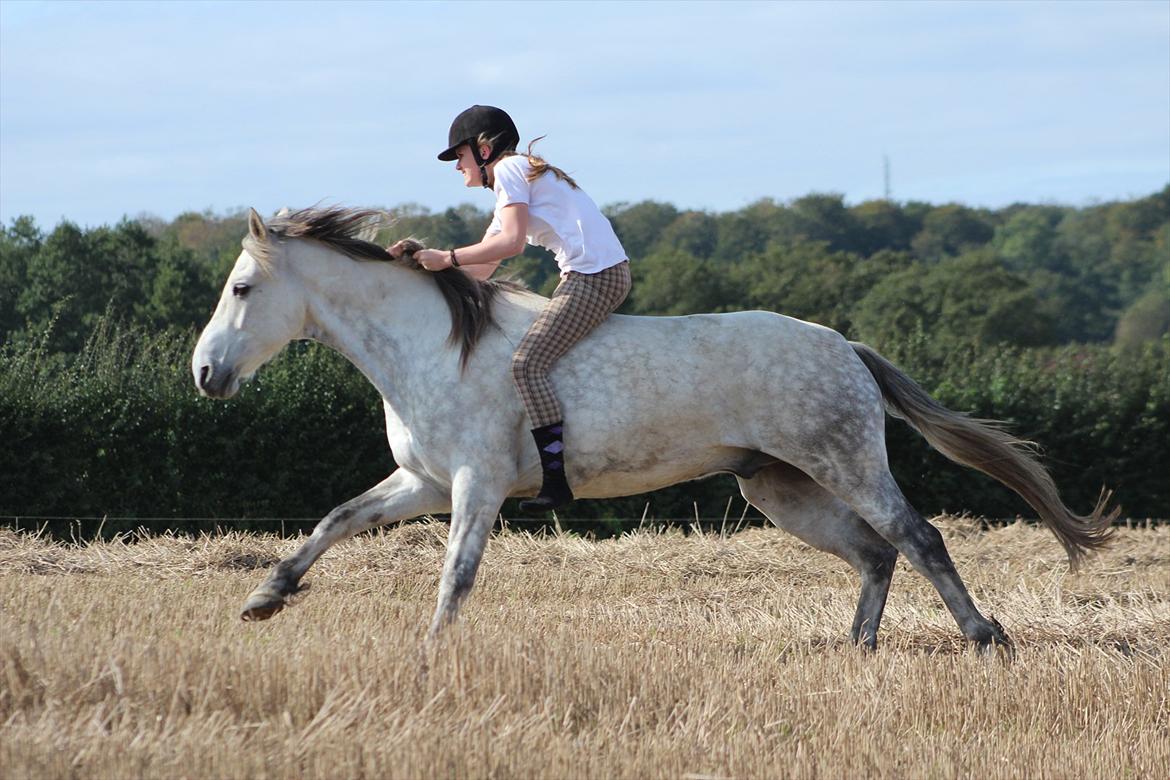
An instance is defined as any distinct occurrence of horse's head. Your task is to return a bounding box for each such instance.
[192,208,308,399]
[193,204,519,398]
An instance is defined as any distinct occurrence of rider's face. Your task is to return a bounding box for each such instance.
[454,143,492,188]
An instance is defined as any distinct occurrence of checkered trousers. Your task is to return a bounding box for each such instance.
[511,261,631,428]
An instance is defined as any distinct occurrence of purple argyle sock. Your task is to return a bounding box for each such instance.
[521,421,574,513]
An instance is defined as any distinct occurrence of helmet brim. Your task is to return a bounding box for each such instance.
[437,142,465,162]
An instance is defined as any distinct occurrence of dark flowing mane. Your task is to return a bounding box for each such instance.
[248,206,529,370]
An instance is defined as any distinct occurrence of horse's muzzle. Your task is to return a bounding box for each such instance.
[195,361,238,399]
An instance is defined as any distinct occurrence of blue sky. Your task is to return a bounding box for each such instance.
[1,0,1167,228]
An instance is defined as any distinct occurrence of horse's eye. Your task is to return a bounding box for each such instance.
[232,283,252,298]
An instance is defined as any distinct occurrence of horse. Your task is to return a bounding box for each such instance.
[191,206,1114,649]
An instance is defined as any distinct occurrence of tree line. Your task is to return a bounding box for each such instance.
[3,186,1168,357]
[1,188,1167,532]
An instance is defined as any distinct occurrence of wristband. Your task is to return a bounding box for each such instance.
[449,249,460,268]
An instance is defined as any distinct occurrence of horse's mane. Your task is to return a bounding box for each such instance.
[248,206,530,371]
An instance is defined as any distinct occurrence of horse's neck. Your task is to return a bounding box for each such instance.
[289,243,461,406]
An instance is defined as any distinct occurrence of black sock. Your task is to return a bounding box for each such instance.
[521,422,574,512]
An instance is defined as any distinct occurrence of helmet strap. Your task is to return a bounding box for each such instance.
[471,143,492,189]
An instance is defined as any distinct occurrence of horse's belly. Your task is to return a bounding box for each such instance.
[572,457,714,499]
[569,442,778,500]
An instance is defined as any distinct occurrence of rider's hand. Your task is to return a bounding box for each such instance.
[413,248,451,272]
[386,239,413,259]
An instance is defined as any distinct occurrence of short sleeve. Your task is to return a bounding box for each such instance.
[493,157,531,209]
[484,213,502,237]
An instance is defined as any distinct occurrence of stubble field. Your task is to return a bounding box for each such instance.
[1,517,1167,779]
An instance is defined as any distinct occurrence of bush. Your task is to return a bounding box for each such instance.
[2,322,1165,539]
[0,319,390,536]
[879,336,1169,520]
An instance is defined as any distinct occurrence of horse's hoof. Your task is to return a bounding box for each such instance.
[972,617,1014,658]
[240,588,285,621]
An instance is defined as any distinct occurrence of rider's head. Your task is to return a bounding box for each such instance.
[438,105,520,189]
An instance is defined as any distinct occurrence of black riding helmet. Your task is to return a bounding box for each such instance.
[437,105,520,189]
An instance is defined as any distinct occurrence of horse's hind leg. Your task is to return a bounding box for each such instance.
[241,468,449,621]
[737,462,898,649]
[806,458,1010,650]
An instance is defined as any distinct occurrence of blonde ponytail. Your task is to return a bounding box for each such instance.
[482,133,579,189]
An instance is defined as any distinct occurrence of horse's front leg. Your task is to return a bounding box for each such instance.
[241,468,449,621]
[427,469,509,639]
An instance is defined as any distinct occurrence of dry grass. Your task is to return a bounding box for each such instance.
[2,516,1168,779]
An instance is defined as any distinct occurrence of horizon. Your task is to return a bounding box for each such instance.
[82,182,1170,233]
[2,0,1168,229]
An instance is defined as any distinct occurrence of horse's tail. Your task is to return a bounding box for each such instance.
[850,341,1116,569]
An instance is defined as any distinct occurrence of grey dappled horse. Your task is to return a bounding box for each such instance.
[192,207,1113,649]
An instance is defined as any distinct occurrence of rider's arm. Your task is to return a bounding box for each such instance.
[451,203,527,280]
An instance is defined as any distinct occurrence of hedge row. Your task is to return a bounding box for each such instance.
[2,322,1166,537]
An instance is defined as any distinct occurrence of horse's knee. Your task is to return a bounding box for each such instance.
[906,518,949,562]
[870,512,959,579]
[451,561,478,598]
[863,499,935,546]
[315,503,370,538]
[441,555,480,603]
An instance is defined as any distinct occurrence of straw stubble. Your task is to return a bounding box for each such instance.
[1,518,1167,778]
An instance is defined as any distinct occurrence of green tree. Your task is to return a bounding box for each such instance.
[852,250,1056,358]
[147,239,219,330]
[0,216,42,338]
[1055,205,1111,278]
[606,201,679,260]
[656,211,718,259]
[18,219,158,353]
[168,209,249,262]
[738,198,786,240]
[628,249,742,316]
[787,193,864,253]
[18,221,101,352]
[851,199,917,255]
[1054,189,1169,307]
[1106,184,1169,239]
[379,203,490,250]
[711,211,768,263]
[911,204,996,262]
[732,244,912,334]
[502,246,560,295]
[1114,284,1170,352]
[992,206,1069,274]
[1107,231,1166,305]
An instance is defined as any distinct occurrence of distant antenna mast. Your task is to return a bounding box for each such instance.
[883,154,892,201]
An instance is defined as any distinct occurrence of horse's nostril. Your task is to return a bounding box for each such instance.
[199,364,211,389]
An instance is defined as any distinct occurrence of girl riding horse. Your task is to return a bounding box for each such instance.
[390,105,630,514]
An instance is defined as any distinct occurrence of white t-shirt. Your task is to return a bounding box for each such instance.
[485,155,628,277]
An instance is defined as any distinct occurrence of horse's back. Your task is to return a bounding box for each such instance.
[543,307,882,493]
[579,308,862,395]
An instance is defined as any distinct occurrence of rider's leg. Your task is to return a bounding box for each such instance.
[522,421,573,511]
[512,261,630,513]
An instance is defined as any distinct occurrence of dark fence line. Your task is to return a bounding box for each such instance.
[2,512,1161,546]
[0,501,762,540]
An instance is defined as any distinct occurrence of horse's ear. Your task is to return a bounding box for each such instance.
[248,208,267,241]
[275,206,291,217]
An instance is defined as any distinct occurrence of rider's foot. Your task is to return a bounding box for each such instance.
[520,422,574,514]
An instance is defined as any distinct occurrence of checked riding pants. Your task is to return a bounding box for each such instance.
[510,260,631,427]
